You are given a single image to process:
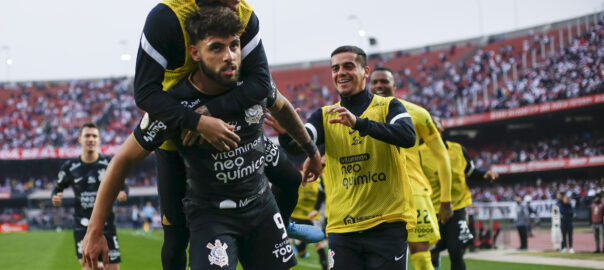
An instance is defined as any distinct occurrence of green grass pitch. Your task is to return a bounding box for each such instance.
[0,229,595,270]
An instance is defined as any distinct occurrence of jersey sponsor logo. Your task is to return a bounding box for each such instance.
[339,153,370,164]
[207,239,229,268]
[272,239,294,263]
[341,163,387,189]
[343,214,382,225]
[212,137,265,183]
[180,99,201,109]
[238,197,253,208]
[142,120,167,142]
[328,249,335,269]
[244,104,263,125]
[74,177,83,183]
[98,168,106,182]
[214,156,264,183]
[69,162,81,171]
[343,215,355,225]
[264,138,280,167]
[80,191,97,209]
[140,113,150,130]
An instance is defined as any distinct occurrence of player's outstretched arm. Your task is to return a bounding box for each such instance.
[426,138,454,223]
[268,92,321,184]
[327,99,416,148]
[82,134,150,270]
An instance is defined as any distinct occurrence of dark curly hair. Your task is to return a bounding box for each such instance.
[185,5,243,44]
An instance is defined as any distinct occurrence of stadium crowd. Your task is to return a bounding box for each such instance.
[471,130,604,168]
[1,21,603,148]
[0,77,139,150]
[471,177,604,205]
[406,19,604,118]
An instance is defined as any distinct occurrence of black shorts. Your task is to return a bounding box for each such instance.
[73,217,121,263]
[434,208,473,252]
[185,190,297,270]
[327,222,408,270]
[155,149,188,227]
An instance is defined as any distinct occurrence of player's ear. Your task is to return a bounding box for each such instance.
[363,66,370,79]
[189,44,201,62]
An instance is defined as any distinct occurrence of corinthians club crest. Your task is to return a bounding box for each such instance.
[244,104,263,125]
[207,239,229,268]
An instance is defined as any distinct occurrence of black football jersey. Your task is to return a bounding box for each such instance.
[133,77,277,205]
[52,155,116,224]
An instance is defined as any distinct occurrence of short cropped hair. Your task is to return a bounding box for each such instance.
[80,122,99,135]
[331,45,367,67]
[371,66,394,76]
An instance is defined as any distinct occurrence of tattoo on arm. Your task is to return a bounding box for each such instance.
[194,105,211,116]
[268,93,311,146]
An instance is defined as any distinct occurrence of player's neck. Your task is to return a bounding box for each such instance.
[190,70,228,96]
[80,151,99,163]
[340,89,372,116]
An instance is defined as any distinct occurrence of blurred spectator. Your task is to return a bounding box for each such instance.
[559,195,576,253]
[590,193,604,253]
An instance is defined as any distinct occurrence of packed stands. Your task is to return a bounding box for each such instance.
[471,177,604,205]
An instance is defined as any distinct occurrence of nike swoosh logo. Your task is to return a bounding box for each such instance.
[74,177,83,183]
[394,254,405,261]
[282,252,294,263]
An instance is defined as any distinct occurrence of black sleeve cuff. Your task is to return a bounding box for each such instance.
[183,110,202,131]
[354,117,370,135]
[278,133,303,155]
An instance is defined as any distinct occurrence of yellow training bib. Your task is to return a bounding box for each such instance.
[322,95,416,233]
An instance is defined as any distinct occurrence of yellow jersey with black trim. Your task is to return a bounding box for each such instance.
[322,95,416,234]
[399,99,440,196]
[419,140,472,210]
[158,0,253,150]
[291,172,320,221]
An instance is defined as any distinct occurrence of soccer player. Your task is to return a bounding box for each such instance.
[280,45,417,270]
[369,67,453,270]
[51,123,128,270]
[418,116,499,270]
[82,6,321,270]
[134,0,319,268]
